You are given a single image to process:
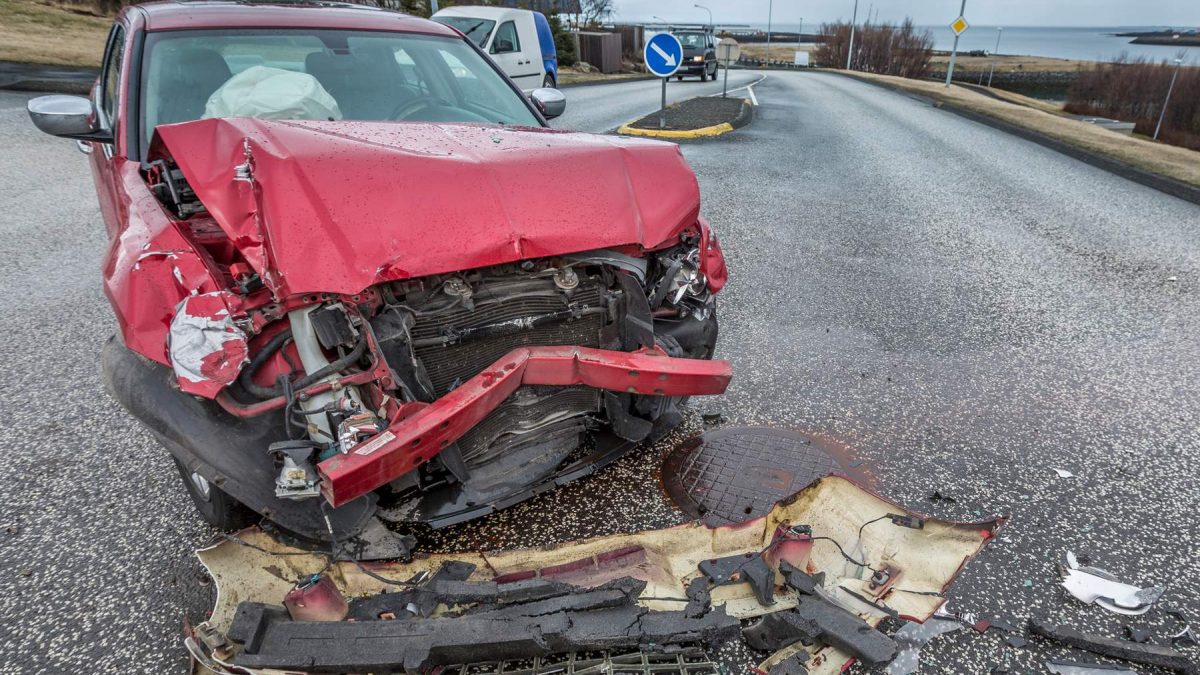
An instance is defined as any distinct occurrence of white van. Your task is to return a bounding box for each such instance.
[432,6,559,92]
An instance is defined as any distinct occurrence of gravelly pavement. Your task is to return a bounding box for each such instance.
[2,70,1199,674]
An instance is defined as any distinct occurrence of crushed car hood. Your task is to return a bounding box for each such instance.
[151,118,702,296]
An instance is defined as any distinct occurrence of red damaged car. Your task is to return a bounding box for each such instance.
[28,1,730,553]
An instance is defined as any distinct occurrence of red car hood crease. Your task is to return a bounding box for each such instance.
[152,118,701,299]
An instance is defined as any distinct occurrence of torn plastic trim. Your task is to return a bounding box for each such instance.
[168,291,249,398]
[1060,550,1165,615]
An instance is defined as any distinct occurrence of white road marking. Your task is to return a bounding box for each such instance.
[708,74,767,105]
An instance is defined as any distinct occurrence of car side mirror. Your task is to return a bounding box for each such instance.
[530,87,566,120]
[27,95,112,143]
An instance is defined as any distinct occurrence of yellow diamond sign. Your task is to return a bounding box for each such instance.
[950,16,969,35]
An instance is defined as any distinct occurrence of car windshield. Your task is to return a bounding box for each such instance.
[138,28,539,156]
[431,16,496,47]
[676,33,707,47]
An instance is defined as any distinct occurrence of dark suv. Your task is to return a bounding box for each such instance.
[674,30,717,81]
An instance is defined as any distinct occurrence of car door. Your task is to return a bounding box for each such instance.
[488,18,540,91]
[89,23,126,237]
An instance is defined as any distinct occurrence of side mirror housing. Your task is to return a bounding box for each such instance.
[530,87,566,120]
[27,95,113,143]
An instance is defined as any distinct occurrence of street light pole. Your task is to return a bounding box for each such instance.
[694,4,712,28]
[944,0,967,87]
[766,0,774,62]
[845,0,858,70]
[1154,57,1184,141]
[987,27,1003,87]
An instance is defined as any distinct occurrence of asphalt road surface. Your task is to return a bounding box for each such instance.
[2,71,1199,674]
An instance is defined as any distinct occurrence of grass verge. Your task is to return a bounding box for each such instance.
[838,70,1200,190]
[0,0,110,68]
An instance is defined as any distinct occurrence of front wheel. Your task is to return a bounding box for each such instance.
[173,457,256,531]
[542,73,555,88]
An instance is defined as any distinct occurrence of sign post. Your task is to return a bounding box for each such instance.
[644,32,684,129]
[945,0,969,87]
[716,38,740,98]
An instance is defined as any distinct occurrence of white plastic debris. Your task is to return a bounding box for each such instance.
[1060,551,1165,616]
[1053,469,1075,478]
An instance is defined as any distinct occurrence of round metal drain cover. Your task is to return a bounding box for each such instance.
[663,426,855,525]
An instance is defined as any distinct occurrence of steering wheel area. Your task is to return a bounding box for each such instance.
[387,95,494,124]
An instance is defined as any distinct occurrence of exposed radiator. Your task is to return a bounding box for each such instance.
[411,284,605,396]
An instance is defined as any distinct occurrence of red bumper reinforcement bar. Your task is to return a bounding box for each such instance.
[318,346,732,507]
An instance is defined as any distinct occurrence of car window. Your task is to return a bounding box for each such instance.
[138,29,540,156]
[676,33,706,48]
[491,21,519,54]
[101,25,125,126]
[432,16,496,48]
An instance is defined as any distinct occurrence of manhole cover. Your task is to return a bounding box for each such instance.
[663,427,859,525]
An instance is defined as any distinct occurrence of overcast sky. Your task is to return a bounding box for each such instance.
[613,0,1200,28]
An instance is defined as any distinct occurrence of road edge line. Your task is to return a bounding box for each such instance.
[826,71,1200,207]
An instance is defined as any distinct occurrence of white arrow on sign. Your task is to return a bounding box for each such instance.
[650,41,678,67]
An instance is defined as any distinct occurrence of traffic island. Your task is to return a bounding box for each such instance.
[618,96,752,139]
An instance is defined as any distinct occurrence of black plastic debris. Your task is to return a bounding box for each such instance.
[779,560,821,596]
[1028,619,1198,674]
[683,577,711,619]
[231,594,740,671]
[1124,625,1151,643]
[771,650,810,675]
[1005,635,1028,649]
[698,551,775,606]
[740,594,897,666]
[928,491,957,503]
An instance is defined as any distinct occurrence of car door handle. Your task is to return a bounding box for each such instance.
[76,140,93,155]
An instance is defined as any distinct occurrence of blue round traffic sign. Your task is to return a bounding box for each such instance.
[644,32,684,78]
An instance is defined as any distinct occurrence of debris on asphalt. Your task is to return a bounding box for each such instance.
[928,490,957,503]
[1028,618,1198,674]
[884,617,964,675]
[1168,610,1197,648]
[1123,625,1151,643]
[190,476,1004,675]
[1059,551,1166,615]
[1053,469,1076,478]
[746,595,898,666]
[1006,635,1029,649]
[1044,660,1138,674]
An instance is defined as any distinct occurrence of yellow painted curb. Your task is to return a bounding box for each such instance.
[617,121,735,139]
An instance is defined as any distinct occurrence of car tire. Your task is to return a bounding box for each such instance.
[173,457,256,531]
[542,73,555,88]
[699,69,707,81]
[676,74,683,81]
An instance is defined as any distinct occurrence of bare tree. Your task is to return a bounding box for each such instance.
[579,0,612,28]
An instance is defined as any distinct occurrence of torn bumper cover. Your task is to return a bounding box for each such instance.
[318,345,732,507]
[191,476,1003,675]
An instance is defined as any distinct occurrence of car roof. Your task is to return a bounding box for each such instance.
[432,6,528,21]
[132,1,459,34]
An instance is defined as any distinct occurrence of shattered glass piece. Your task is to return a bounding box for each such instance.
[884,617,964,675]
[1053,469,1075,478]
